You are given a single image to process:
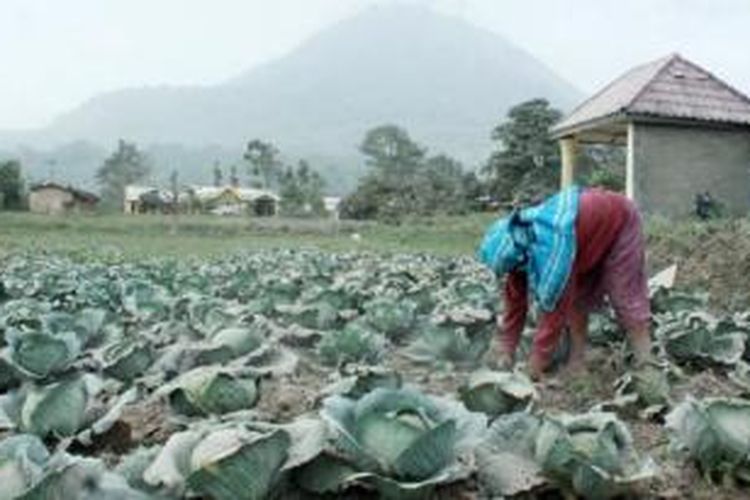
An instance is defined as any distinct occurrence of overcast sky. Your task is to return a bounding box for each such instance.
[2,0,749,129]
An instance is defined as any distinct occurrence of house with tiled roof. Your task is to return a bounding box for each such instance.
[29,182,99,215]
[552,54,750,217]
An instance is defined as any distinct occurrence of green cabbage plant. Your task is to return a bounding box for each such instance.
[317,323,386,367]
[164,366,260,416]
[475,412,547,497]
[176,294,240,337]
[0,299,51,332]
[404,305,494,365]
[0,374,137,443]
[0,434,50,497]
[6,328,81,379]
[459,370,536,417]
[275,302,339,331]
[476,411,657,499]
[10,450,147,499]
[665,396,750,482]
[102,338,155,382]
[2,307,107,379]
[192,326,266,366]
[322,367,403,400]
[41,309,107,347]
[20,377,91,438]
[120,279,172,323]
[143,424,291,499]
[312,387,485,498]
[362,297,417,341]
[535,412,658,499]
[608,364,672,418]
[657,312,746,366]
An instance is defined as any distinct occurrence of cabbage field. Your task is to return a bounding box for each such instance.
[0,250,749,499]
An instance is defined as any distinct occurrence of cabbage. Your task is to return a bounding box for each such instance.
[475,412,546,497]
[20,376,90,438]
[666,397,750,482]
[7,328,81,379]
[165,366,259,416]
[535,412,658,499]
[657,312,747,366]
[102,338,155,381]
[363,297,417,341]
[317,324,386,367]
[0,434,49,498]
[317,387,485,498]
[144,425,290,499]
[476,411,656,499]
[459,370,536,417]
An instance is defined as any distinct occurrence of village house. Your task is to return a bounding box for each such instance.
[28,182,99,215]
[552,54,750,218]
[123,185,174,214]
[185,186,280,216]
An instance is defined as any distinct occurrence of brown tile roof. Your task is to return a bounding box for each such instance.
[551,54,750,137]
[30,182,99,203]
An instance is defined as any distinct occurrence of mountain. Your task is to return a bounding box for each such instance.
[0,4,581,192]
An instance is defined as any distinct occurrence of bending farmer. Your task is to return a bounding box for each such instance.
[477,187,652,379]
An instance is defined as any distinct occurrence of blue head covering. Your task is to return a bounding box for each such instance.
[477,186,581,311]
[476,213,530,276]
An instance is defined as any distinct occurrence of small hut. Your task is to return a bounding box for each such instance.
[29,182,99,215]
[551,54,750,217]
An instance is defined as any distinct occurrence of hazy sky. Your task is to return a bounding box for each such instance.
[2,0,749,129]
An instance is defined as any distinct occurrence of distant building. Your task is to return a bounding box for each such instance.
[124,186,174,214]
[323,196,341,217]
[186,186,279,216]
[28,182,99,215]
[124,185,280,216]
[552,54,750,218]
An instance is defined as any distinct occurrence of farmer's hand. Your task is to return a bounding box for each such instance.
[528,354,548,382]
[487,344,514,371]
[498,351,514,371]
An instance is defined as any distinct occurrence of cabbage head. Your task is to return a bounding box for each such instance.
[317,387,485,498]
[459,370,536,417]
[143,425,291,500]
[317,324,386,367]
[534,412,657,499]
[665,396,750,482]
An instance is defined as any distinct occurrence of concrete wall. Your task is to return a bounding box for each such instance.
[29,187,74,215]
[632,123,750,217]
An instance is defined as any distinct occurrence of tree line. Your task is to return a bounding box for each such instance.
[0,98,624,215]
[93,138,328,216]
[340,98,624,222]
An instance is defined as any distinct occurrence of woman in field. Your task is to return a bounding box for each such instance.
[477,186,652,379]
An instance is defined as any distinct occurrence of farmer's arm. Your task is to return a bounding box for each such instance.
[499,270,528,360]
[528,286,574,378]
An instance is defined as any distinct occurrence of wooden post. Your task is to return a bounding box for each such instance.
[625,122,635,200]
[559,137,578,189]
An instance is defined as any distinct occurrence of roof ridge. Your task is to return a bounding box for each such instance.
[624,53,680,110]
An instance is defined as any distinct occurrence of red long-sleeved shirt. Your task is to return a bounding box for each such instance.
[501,189,631,367]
